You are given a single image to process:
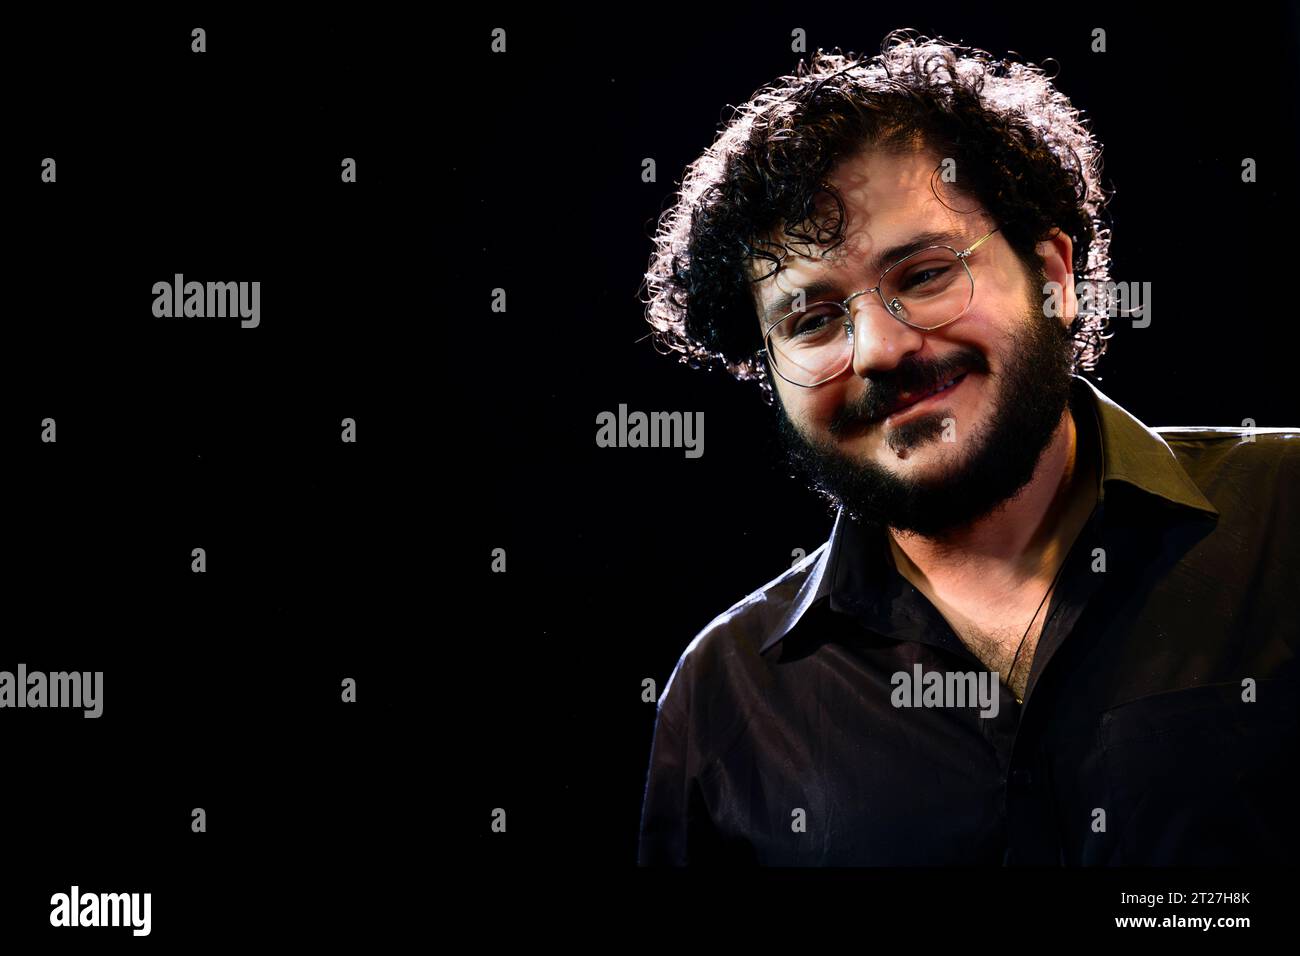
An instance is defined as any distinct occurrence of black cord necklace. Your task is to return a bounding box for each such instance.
[1006,550,1072,705]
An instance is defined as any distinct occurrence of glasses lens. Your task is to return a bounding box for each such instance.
[766,303,850,386]
[880,247,972,329]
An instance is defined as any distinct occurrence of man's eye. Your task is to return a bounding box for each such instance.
[793,311,835,335]
[902,265,951,290]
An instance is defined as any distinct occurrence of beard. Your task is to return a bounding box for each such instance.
[770,272,1075,538]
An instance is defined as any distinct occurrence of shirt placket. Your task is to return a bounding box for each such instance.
[1001,504,1114,864]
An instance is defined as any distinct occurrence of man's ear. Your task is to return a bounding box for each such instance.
[1037,227,1076,327]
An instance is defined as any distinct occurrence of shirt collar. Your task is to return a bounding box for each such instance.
[759,374,1219,655]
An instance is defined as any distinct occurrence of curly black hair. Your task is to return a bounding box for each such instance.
[640,29,1116,404]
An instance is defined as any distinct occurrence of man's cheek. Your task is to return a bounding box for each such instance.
[808,390,850,426]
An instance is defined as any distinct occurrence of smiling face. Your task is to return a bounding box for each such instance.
[752,145,1079,535]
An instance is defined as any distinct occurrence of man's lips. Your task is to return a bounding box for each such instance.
[882,371,970,418]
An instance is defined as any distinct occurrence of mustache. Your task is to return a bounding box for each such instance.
[828,350,989,433]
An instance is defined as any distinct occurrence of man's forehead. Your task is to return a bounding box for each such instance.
[751,212,969,299]
[825,143,941,213]
[750,148,968,277]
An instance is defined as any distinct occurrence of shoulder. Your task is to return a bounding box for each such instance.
[1154,425,1299,482]
[657,544,827,722]
[1152,426,1299,541]
[1155,424,1299,445]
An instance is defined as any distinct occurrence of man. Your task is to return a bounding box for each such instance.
[636,33,1298,865]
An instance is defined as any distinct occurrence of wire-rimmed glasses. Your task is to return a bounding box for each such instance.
[760,225,1001,387]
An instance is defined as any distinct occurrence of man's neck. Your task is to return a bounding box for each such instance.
[888,406,1097,590]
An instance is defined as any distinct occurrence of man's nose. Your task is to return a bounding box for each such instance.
[848,294,926,378]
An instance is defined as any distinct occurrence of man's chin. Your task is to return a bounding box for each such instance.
[778,406,1025,535]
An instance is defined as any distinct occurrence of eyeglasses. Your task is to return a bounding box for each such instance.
[759,225,1001,387]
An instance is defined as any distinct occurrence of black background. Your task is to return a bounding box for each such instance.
[4,4,1298,943]
[6,11,430,947]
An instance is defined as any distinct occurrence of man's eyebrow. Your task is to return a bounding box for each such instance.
[759,229,970,326]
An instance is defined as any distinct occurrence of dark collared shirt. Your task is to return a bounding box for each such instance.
[637,375,1299,865]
